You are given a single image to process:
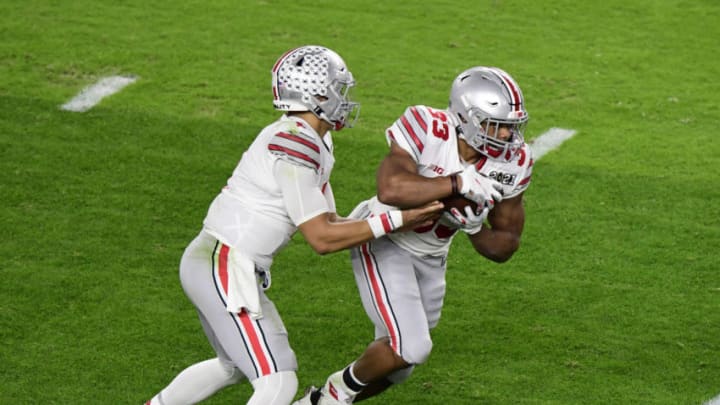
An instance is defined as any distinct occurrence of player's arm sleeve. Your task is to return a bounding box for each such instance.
[385,105,431,163]
[273,158,330,226]
[322,181,337,215]
[267,129,322,171]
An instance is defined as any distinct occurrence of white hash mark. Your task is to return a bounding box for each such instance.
[704,393,720,405]
[530,127,577,161]
[61,75,137,112]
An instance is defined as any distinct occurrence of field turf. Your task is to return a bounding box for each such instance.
[1,1,718,403]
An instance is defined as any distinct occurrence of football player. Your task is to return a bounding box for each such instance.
[144,46,463,405]
[295,67,532,404]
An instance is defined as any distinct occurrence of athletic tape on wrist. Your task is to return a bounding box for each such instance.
[367,211,403,238]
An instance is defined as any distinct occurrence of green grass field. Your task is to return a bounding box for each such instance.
[1,1,719,404]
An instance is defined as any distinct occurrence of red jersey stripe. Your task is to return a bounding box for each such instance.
[276,132,320,153]
[268,144,320,169]
[400,115,424,153]
[409,107,428,133]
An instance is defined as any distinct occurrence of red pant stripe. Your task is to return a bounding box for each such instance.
[360,243,399,352]
[217,243,273,377]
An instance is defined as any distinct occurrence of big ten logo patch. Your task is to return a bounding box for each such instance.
[428,164,445,175]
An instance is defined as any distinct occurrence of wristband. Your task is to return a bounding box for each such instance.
[450,174,459,195]
[367,211,404,238]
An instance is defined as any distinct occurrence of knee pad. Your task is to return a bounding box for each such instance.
[388,365,415,384]
[248,371,298,405]
[216,357,242,382]
[402,334,433,365]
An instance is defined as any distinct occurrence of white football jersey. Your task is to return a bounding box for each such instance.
[368,105,533,257]
[203,115,335,269]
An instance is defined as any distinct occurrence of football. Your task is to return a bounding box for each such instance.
[440,194,478,214]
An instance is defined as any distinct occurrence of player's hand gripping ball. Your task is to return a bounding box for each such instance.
[440,194,479,215]
[444,167,503,214]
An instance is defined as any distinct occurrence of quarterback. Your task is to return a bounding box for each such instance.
[144,45,454,405]
[296,66,533,404]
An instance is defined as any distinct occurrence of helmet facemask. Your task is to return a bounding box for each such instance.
[463,107,527,160]
[314,74,360,130]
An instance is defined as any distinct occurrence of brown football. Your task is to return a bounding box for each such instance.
[440,195,478,214]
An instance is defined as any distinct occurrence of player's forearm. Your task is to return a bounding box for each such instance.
[469,228,520,263]
[377,173,452,208]
[300,214,393,255]
[308,220,376,254]
[300,204,440,254]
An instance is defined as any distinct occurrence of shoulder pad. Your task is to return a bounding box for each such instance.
[268,128,322,171]
[386,105,437,160]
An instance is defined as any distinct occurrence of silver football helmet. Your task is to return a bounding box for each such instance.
[448,66,529,160]
[271,45,360,130]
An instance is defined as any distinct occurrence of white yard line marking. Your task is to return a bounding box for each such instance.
[60,75,137,112]
[530,127,577,161]
[704,393,720,405]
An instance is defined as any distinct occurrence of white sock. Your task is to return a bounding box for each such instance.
[324,364,366,403]
[149,358,243,405]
